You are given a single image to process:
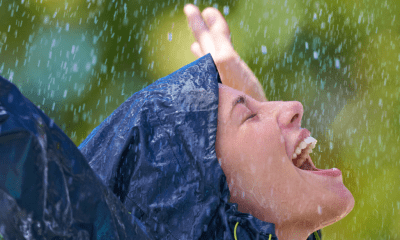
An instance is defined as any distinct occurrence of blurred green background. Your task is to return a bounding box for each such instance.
[1,0,399,239]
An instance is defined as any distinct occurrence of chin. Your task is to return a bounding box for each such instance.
[320,186,355,228]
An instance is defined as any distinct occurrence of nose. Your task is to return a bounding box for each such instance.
[277,101,304,129]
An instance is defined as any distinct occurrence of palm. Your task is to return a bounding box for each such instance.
[184,4,267,103]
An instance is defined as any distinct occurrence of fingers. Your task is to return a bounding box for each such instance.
[190,42,204,58]
[184,4,215,55]
[201,7,231,40]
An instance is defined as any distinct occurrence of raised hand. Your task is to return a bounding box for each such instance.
[184,4,267,102]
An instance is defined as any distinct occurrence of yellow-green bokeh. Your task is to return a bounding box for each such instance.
[1,0,399,239]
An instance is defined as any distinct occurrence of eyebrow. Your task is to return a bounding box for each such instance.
[230,95,247,117]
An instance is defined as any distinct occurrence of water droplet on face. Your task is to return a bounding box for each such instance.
[318,205,322,215]
[250,163,256,174]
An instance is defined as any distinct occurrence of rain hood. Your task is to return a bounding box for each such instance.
[78,54,278,240]
[0,53,321,239]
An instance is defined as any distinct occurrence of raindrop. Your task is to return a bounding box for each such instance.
[65,23,69,31]
[86,63,91,71]
[63,90,68,98]
[335,58,341,69]
[223,6,229,15]
[313,13,317,21]
[206,207,211,216]
[92,55,97,65]
[261,45,267,55]
[313,51,318,59]
[199,136,205,147]
[0,107,9,123]
[168,32,172,41]
[72,63,78,72]
[9,71,14,81]
[318,205,322,214]
[242,191,245,199]
[203,224,208,232]
[8,94,13,103]
[305,42,309,50]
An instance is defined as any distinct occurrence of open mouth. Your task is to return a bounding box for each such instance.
[291,136,319,171]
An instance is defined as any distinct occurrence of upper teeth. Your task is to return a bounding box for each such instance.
[292,136,317,160]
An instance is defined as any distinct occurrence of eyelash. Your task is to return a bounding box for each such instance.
[247,113,257,120]
[236,96,257,121]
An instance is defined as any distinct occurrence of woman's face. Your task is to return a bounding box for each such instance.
[215,84,354,232]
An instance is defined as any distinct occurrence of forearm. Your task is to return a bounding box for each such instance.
[216,55,268,102]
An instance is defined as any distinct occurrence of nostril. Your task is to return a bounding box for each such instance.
[291,114,299,124]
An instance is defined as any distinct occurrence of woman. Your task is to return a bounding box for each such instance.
[183,4,355,240]
[0,5,353,240]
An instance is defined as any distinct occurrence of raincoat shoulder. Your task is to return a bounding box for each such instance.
[0,76,152,239]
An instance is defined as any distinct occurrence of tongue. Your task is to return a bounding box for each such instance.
[301,156,319,171]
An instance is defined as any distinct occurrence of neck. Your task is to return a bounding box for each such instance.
[232,197,319,240]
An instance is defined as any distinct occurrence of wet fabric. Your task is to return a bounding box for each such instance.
[0,53,321,239]
[0,78,152,238]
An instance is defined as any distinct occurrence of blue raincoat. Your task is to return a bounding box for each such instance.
[0,54,321,239]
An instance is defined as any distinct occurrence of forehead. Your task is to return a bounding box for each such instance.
[218,83,244,96]
[218,84,248,120]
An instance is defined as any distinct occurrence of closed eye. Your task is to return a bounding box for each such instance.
[232,95,258,122]
[247,113,257,120]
